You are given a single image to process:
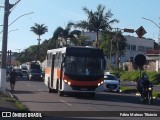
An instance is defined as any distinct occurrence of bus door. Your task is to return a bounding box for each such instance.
[59,52,65,90]
[51,55,55,88]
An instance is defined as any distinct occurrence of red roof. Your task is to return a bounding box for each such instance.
[145,50,159,54]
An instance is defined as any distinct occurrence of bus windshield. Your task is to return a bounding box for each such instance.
[64,56,104,76]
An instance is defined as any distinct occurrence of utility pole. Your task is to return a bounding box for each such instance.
[0,0,14,93]
[158,17,160,72]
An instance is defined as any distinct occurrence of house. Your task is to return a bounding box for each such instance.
[145,50,160,72]
[0,52,18,67]
[123,35,154,63]
[81,31,156,70]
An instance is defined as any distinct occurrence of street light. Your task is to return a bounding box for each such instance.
[142,17,160,29]
[110,28,134,66]
[0,12,34,35]
[0,9,34,93]
[142,17,160,72]
[0,29,19,40]
[8,12,34,27]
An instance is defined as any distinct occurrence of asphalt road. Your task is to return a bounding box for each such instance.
[6,80,160,120]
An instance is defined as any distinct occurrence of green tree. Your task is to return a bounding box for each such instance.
[30,23,48,60]
[16,45,38,64]
[39,40,49,62]
[52,22,81,47]
[100,30,127,68]
[75,4,118,47]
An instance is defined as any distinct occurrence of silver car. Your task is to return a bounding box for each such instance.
[103,73,120,93]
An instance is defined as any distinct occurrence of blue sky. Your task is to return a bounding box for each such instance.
[0,0,160,52]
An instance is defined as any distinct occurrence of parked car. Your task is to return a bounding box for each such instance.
[6,68,12,75]
[15,70,24,81]
[28,69,43,81]
[103,73,120,93]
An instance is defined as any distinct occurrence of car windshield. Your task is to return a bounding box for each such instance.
[22,68,27,70]
[30,69,42,73]
[22,71,28,74]
[104,75,117,80]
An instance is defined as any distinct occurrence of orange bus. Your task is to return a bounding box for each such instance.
[44,46,106,97]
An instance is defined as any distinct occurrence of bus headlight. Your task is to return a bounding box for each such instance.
[101,81,104,84]
[98,81,104,86]
[68,82,71,86]
[64,80,67,83]
[148,87,152,91]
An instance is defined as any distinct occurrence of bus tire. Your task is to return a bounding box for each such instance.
[55,80,59,93]
[57,81,64,96]
[58,90,64,96]
[48,81,52,93]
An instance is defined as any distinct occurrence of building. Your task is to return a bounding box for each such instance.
[122,35,154,63]
[81,31,155,69]
[0,52,17,67]
[145,50,160,72]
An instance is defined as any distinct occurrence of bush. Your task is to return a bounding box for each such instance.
[153,92,160,98]
[121,86,137,93]
[120,71,160,85]
[120,71,140,82]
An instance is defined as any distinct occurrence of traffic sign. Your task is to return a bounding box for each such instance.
[135,26,147,38]
[135,54,146,67]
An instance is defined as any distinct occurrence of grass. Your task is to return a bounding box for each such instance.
[120,85,160,98]
[5,97,27,111]
[152,92,160,98]
[121,85,137,93]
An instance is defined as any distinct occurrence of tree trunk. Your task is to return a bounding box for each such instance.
[96,30,99,47]
[37,35,41,61]
[116,41,119,69]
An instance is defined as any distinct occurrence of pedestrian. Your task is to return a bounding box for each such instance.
[9,69,17,92]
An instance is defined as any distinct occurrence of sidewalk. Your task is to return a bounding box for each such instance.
[0,91,19,111]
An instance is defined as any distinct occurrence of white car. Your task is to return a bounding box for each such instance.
[103,73,120,93]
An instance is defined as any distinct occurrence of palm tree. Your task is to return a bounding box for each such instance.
[30,23,48,60]
[52,22,81,48]
[100,30,126,69]
[75,4,119,47]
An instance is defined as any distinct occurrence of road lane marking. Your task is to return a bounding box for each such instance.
[60,100,72,106]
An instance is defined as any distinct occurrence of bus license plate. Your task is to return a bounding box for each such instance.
[81,88,87,91]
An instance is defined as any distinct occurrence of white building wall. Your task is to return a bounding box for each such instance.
[82,32,155,69]
[123,36,154,63]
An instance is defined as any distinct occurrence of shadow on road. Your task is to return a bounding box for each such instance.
[72,92,160,109]
[0,107,19,111]
[11,91,34,94]
[100,92,159,105]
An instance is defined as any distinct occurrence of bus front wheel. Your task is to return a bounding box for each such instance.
[58,90,64,96]
[48,81,52,93]
[57,81,64,96]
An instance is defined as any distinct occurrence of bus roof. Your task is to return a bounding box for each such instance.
[47,47,67,54]
[47,46,103,57]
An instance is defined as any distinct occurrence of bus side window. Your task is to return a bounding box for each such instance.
[54,53,58,68]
